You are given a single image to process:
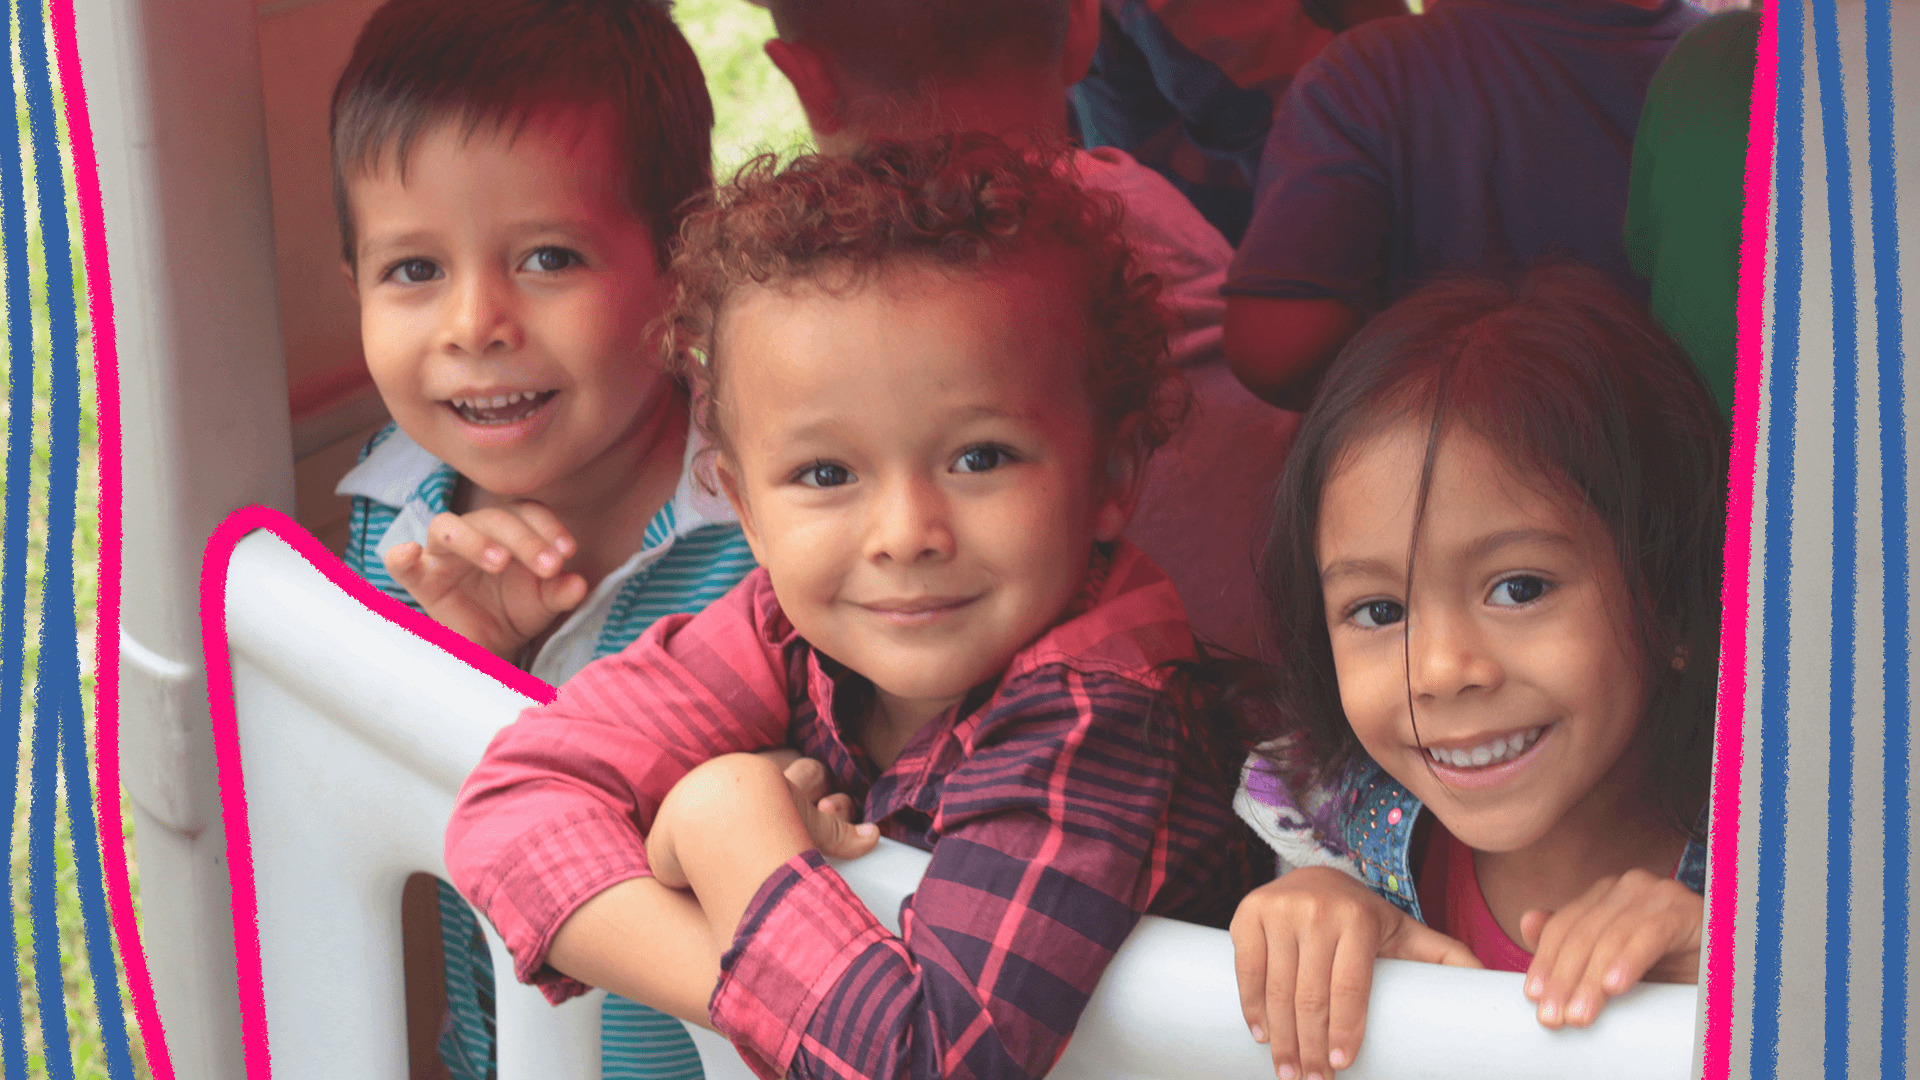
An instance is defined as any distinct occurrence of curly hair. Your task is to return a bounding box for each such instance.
[662,133,1184,461]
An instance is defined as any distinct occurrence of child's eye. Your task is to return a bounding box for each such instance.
[795,462,854,489]
[519,247,582,274]
[1489,575,1551,607]
[953,444,1015,474]
[386,258,442,285]
[1349,599,1406,629]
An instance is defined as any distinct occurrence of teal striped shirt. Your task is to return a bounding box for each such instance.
[339,422,755,1080]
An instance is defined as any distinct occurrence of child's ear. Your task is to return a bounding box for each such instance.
[714,454,771,564]
[1062,0,1102,86]
[341,261,359,301]
[1092,429,1149,543]
[764,39,847,139]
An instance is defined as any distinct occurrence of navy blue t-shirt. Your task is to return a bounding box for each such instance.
[1226,0,1705,313]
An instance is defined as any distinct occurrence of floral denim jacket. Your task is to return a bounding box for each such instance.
[1237,753,1710,924]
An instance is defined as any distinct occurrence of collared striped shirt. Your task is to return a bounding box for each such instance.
[340,421,756,1080]
[448,542,1260,1080]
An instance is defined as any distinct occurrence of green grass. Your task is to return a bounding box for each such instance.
[7,4,804,1077]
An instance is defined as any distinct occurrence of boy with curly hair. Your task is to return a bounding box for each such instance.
[447,134,1259,1080]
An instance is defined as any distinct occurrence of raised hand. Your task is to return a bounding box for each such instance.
[382,501,588,661]
[1230,867,1480,1080]
[1519,868,1702,1029]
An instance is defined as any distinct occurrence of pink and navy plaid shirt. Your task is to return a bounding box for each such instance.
[446,541,1259,1080]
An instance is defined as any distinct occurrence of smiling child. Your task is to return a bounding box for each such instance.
[1231,268,1726,1080]
[446,134,1260,1080]
[327,3,756,1078]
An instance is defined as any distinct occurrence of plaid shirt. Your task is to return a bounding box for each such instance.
[447,542,1259,1080]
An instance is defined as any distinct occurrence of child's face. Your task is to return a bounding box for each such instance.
[714,261,1134,722]
[1316,421,1651,855]
[346,109,675,503]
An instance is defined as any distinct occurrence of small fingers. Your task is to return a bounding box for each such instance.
[424,512,514,573]
[1325,931,1377,1072]
[784,757,833,805]
[502,500,576,561]
[1291,926,1341,1080]
[1229,902,1273,1043]
[537,571,589,615]
[1260,930,1303,1080]
[816,792,856,820]
[808,803,878,859]
[382,542,425,583]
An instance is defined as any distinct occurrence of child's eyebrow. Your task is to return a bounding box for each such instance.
[357,229,439,258]
[1319,557,1399,586]
[1463,527,1578,562]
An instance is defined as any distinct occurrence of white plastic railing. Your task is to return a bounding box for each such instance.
[224,529,1701,1080]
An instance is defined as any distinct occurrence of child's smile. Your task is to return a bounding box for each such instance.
[713,258,1136,737]
[1316,420,1654,857]
[346,108,678,509]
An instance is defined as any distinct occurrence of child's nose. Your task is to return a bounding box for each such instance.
[441,272,525,356]
[1407,605,1503,700]
[867,475,955,565]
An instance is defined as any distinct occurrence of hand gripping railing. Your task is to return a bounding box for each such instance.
[222,528,1701,1080]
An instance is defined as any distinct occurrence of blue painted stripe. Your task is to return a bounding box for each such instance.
[16,0,72,1069]
[23,15,136,1078]
[0,3,36,1075]
[1862,0,1910,1072]
[1809,0,1859,1073]
[1752,0,1808,1074]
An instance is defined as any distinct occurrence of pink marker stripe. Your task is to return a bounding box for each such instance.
[200,505,556,1075]
[1702,2,1778,1077]
[45,5,172,1078]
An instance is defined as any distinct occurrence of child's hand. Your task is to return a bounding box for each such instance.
[383,503,588,661]
[1519,868,1702,1029]
[646,753,879,892]
[1230,867,1480,1080]
[770,753,872,855]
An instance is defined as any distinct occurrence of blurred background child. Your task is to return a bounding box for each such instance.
[1222,0,1705,410]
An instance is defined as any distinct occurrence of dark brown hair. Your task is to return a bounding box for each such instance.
[330,0,713,267]
[766,0,1070,97]
[1256,267,1728,838]
[662,132,1185,462]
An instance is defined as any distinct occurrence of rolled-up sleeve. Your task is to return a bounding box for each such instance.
[445,569,798,1000]
[708,667,1184,1080]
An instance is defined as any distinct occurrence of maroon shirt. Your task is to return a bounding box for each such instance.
[446,542,1259,1080]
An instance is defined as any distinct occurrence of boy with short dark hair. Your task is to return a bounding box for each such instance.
[760,0,1299,660]
[330,2,753,1077]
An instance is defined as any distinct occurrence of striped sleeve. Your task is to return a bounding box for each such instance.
[444,569,801,1001]
[709,667,1187,1080]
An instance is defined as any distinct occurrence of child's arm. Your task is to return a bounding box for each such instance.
[1230,867,1480,1079]
[384,503,588,660]
[546,753,872,1028]
[642,671,1231,1080]
[443,571,798,1006]
[1517,869,1703,1029]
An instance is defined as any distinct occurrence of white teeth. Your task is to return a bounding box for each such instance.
[1427,726,1544,769]
[452,390,540,409]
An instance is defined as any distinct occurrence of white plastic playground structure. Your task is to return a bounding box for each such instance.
[223,526,1700,1080]
[73,0,1713,1076]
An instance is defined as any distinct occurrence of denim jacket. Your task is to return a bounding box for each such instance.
[1340,761,1710,922]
